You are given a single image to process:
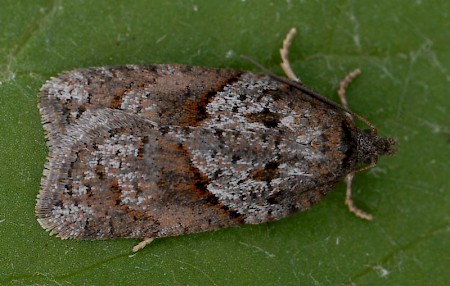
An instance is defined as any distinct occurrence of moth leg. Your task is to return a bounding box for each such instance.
[344,173,373,221]
[338,69,373,221]
[132,237,155,252]
[280,27,301,82]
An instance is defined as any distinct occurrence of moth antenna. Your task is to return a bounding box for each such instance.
[280,27,301,82]
[338,68,377,131]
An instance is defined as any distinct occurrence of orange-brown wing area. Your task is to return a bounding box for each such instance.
[36,109,243,239]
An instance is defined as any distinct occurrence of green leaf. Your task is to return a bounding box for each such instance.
[1,0,448,285]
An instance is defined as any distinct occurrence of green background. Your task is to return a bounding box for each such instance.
[1,0,449,285]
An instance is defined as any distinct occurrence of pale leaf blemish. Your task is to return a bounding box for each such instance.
[239,241,276,258]
[225,50,235,59]
[373,265,390,278]
[419,118,449,134]
[345,10,361,50]
[368,166,388,178]
[156,35,167,44]
[175,260,217,285]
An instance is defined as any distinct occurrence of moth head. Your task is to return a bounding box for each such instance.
[356,129,396,165]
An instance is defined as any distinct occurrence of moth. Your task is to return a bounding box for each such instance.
[36,28,395,251]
